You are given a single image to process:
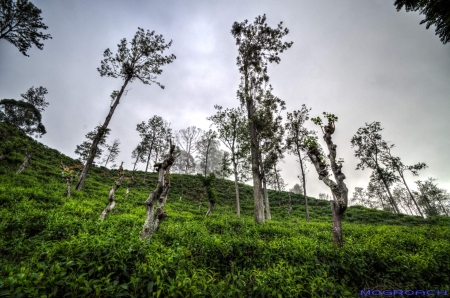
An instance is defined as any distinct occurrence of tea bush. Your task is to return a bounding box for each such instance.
[0,123,449,297]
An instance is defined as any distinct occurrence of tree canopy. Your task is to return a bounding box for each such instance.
[0,0,52,56]
[394,0,450,44]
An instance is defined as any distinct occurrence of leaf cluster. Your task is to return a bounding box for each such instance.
[97,27,176,87]
[0,0,52,56]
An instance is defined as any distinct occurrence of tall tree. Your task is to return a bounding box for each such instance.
[415,178,449,217]
[394,0,450,44]
[285,104,315,222]
[102,138,120,168]
[176,126,201,174]
[217,151,232,179]
[304,112,348,248]
[1,87,48,173]
[256,86,286,221]
[195,129,219,177]
[367,174,393,211]
[136,115,171,182]
[231,14,293,223]
[74,125,110,165]
[130,141,147,180]
[208,105,248,216]
[75,27,175,190]
[383,151,426,218]
[351,122,401,214]
[0,0,52,56]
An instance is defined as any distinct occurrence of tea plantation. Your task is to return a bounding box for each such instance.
[0,124,449,297]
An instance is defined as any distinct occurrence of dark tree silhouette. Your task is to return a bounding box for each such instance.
[394,0,450,44]
[0,0,52,56]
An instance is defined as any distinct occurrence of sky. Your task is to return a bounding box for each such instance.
[1,0,449,200]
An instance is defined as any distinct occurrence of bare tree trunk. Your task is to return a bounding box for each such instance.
[330,201,344,248]
[100,162,124,221]
[60,162,74,198]
[205,201,215,217]
[262,176,271,220]
[378,194,386,210]
[287,192,293,216]
[16,145,37,174]
[232,161,241,216]
[245,75,264,223]
[399,174,424,218]
[75,78,130,191]
[104,154,111,168]
[306,122,348,248]
[140,142,175,241]
[143,143,153,183]
[435,196,449,216]
[297,148,309,222]
[378,171,401,214]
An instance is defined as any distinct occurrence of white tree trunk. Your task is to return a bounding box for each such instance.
[17,146,37,174]
[140,143,175,241]
[233,161,241,216]
[100,162,124,221]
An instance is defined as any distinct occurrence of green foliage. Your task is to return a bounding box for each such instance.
[394,0,450,44]
[0,123,449,297]
[0,0,52,56]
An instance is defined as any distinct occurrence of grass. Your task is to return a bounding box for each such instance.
[0,122,449,297]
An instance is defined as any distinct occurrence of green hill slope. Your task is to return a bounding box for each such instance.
[0,123,449,297]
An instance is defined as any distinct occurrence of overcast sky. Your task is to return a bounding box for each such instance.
[1,0,449,199]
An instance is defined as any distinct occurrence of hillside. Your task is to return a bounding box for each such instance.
[0,123,449,297]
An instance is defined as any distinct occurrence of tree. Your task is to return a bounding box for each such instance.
[383,151,426,218]
[102,138,120,168]
[60,161,76,198]
[285,104,315,222]
[130,141,147,180]
[394,0,450,44]
[255,86,286,221]
[367,174,394,211]
[231,14,293,223]
[195,129,219,177]
[304,112,348,248]
[20,86,49,112]
[0,87,48,173]
[75,27,176,191]
[0,0,52,56]
[351,122,401,214]
[74,125,110,164]
[176,126,201,174]
[208,105,249,216]
[140,140,175,241]
[415,178,449,217]
[136,115,171,182]
[289,183,303,195]
[0,98,46,137]
[202,173,217,217]
[217,151,232,179]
